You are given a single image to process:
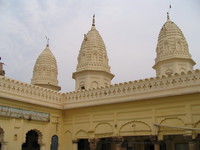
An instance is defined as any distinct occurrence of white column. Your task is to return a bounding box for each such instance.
[72,140,78,150]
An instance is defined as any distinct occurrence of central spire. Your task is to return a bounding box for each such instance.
[153,12,195,76]
[72,15,114,90]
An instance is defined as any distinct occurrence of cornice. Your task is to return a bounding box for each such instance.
[0,70,200,110]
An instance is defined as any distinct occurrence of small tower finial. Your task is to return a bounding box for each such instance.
[92,14,95,26]
[45,35,49,47]
[167,12,170,20]
[167,2,171,20]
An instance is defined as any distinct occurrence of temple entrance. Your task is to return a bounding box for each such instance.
[78,139,89,150]
[22,130,40,150]
[50,135,58,150]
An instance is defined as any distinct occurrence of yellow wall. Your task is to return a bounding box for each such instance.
[63,93,200,148]
[0,97,63,150]
[1,93,200,149]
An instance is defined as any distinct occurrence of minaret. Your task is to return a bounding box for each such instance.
[72,15,114,90]
[31,41,61,91]
[153,13,196,76]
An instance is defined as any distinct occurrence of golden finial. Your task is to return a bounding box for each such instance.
[92,14,95,26]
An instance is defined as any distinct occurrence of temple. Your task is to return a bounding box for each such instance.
[0,13,200,150]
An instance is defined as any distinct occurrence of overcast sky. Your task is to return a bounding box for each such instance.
[0,0,199,92]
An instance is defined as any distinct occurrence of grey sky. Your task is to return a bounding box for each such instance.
[0,0,199,92]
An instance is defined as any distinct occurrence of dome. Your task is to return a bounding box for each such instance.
[153,14,196,76]
[76,23,111,73]
[155,16,193,63]
[73,16,114,90]
[31,45,60,91]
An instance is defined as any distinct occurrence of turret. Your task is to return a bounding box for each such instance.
[72,15,114,90]
[31,43,61,91]
[153,13,196,76]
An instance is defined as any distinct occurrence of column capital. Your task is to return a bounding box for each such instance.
[72,139,79,144]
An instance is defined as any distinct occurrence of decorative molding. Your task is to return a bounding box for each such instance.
[1,70,200,109]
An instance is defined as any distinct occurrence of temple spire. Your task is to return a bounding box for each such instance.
[92,14,95,26]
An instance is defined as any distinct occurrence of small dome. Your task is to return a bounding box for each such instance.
[153,15,196,77]
[155,17,192,63]
[31,45,60,91]
[76,25,111,73]
[73,16,114,90]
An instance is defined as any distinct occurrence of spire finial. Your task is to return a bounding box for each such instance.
[92,14,95,26]
[167,2,171,20]
[45,35,49,47]
[167,12,170,20]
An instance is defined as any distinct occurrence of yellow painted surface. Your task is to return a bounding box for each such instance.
[63,93,200,148]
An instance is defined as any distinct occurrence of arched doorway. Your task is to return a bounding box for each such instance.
[22,130,40,150]
[50,135,58,150]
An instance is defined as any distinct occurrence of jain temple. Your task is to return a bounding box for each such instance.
[0,13,200,150]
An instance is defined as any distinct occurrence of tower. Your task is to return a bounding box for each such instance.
[31,43,61,91]
[72,16,114,90]
[153,13,196,76]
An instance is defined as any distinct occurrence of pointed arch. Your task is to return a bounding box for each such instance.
[75,130,89,139]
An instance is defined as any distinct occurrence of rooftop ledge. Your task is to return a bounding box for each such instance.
[0,70,200,110]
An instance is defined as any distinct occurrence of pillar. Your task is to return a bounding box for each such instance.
[72,140,78,150]
[150,135,160,150]
[88,138,99,150]
[189,141,196,150]
[1,142,8,150]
